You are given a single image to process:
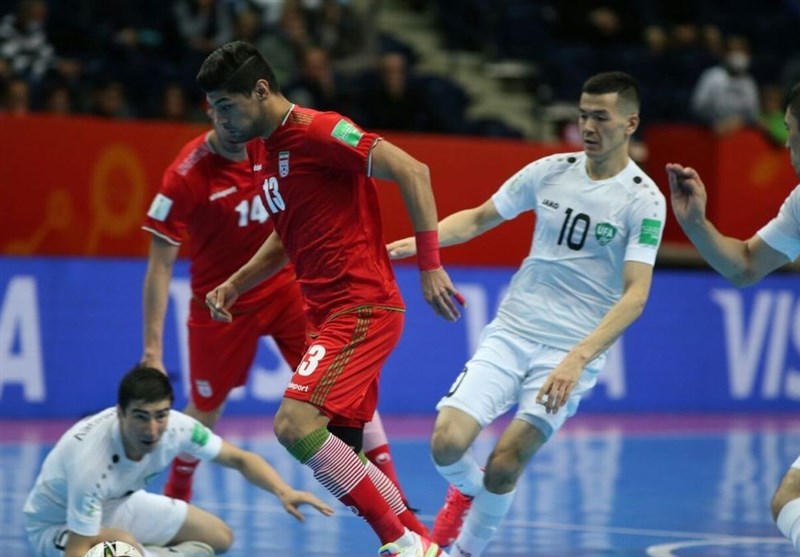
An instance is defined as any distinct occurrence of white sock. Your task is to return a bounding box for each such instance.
[777,498,800,551]
[434,453,484,497]
[451,489,515,557]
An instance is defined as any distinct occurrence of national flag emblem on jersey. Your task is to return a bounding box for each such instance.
[331,119,363,147]
[147,193,173,222]
[595,223,617,245]
[279,151,290,177]
[639,218,662,246]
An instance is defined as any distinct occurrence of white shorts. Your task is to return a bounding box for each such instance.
[26,490,187,557]
[436,322,605,440]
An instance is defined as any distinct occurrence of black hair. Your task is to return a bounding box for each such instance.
[117,365,174,412]
[582,71,641,112]
[788,82,800,121]
[196,40,280,95]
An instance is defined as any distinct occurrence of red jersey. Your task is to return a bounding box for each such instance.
[143,132,294,312]
[247,106,404,326]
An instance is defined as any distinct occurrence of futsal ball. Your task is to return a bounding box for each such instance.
[84,541,143,557]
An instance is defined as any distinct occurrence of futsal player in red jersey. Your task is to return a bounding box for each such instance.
[141,114,421,511]
[199,41,463,557]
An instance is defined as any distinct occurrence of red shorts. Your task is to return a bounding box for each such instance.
[284,306,404,427]
[187,280,307,411]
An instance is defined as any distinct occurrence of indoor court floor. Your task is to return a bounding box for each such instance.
[1,413,797,557]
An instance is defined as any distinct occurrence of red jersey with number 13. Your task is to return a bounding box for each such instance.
[247,106,404,326]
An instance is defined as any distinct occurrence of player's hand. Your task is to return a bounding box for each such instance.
[421,267,466,322]
[386,236,417,259]
[666,163,708,228]
[139,356,166,374]
[278,489,335,522]
[535,361,582,414]
[205,281,240,323]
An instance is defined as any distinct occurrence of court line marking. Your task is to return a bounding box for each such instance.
[647,537,790,556]
[162,498,782,543]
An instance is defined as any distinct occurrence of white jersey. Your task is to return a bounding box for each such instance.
[23,408,222,536]
[757,183,800,261]
[490,152,665,350]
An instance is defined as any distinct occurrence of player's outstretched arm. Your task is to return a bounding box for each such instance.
[206,231,288,322]
[666,162,788,285]
[212,440,334,521]
[141,235,179,371]
[387,198,506,260]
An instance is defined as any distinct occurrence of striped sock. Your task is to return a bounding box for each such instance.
[289,427,406,543]
[365,460,430,537]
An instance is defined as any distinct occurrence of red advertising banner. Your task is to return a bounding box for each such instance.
[2,115,794,265]
[644,125,796,244]
[0,114,568,265]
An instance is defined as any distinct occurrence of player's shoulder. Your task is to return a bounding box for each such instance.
[618,160,662,195]
[286,105,320,128]
[785,183,800,201]
[300,107,374,141]
[164,409,205,438]
[60,408,117,456]
[525,151,584,177]
[536,151,583,169]
[168,133,214,178]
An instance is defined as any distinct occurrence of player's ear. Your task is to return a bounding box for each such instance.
[255,80,270,100]
[625,113,640,136]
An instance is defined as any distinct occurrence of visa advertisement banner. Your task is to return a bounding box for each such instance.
[1,257,799,418]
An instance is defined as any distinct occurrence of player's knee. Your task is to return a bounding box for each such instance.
[771,484,798,522]
[772,490,784,522]
[273,411,296,447]
[431,423,469,465]
[208,522,234,552]
[484,450,522,493]
[771,469,800,521]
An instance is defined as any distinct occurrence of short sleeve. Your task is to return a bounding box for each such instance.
[65,472,103,536]
[141,170,195,245]
[624,183,666,265]
[491,160,543,220]
[306,113,382,176]
[176,415,223,461]
[757,186,800,261]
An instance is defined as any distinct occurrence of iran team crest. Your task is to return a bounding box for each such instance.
[279,151,290,177]
[595,223,617,245]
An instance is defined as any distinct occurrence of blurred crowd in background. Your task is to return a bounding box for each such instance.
[1,0,799,144]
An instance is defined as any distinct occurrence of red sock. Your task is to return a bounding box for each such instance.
[302,432,406,543]
[365,460,430,538]
[365,444,407,499]
[164,456,199,502]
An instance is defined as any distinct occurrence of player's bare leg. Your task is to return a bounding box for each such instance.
[451,419,546,557]
[430,408,484,546]
[773,465,800,552]
[277,398,436,550]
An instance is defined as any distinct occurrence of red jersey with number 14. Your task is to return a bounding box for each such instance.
[247,106,404,326]
[143,132,294,312]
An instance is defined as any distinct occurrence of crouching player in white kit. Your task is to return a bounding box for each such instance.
[388,71,665,557]
[23,366,333,557]
[668,82,800,553]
